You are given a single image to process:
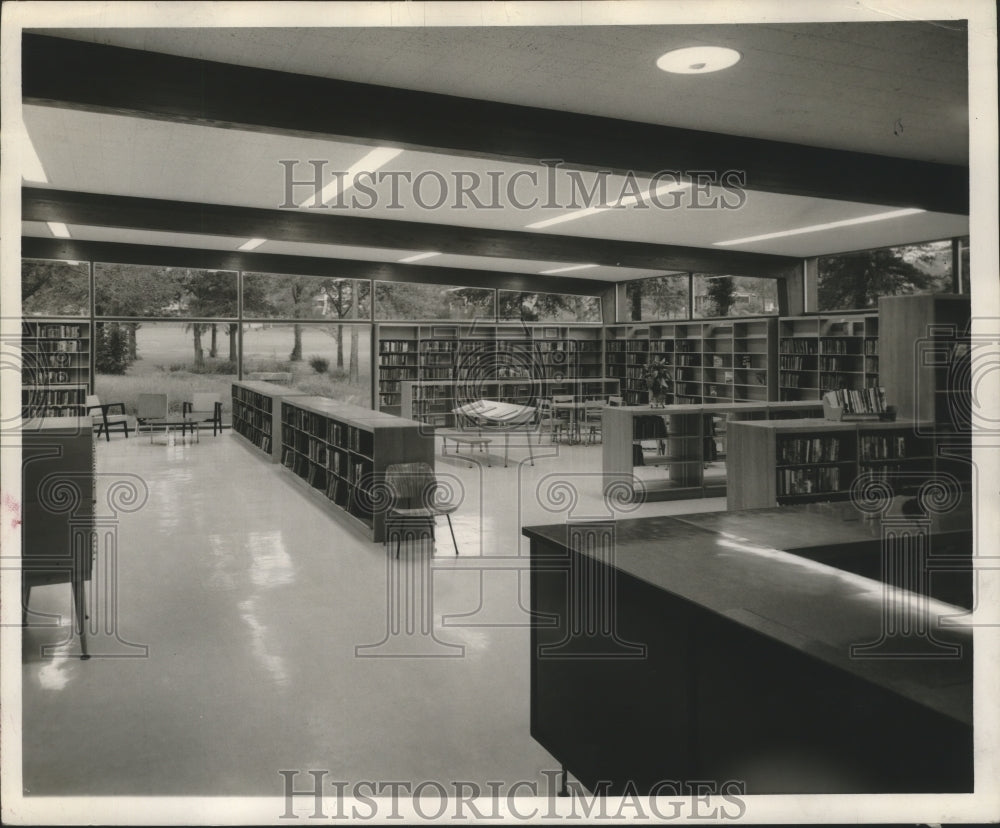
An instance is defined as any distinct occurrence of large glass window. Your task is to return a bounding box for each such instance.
[94,263,237,318]
[93,321,237,415]
[22,258,89,316]
[692,275,778,318]
[816,240,953,311]
[623,274,689,321]
[374,282,495,321]
[497,290,602,322]
[242,273,371,320]
[242,322,371,406]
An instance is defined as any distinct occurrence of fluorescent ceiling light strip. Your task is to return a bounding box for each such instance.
[714,208,925,246]
[47,222,71,238]
[539,264,599,275]
[238,238,267,251]
[526,181,691,230]
[398,252,440,263]
[300,146,404,209]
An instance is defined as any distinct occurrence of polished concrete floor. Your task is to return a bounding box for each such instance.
[21,428,725,797]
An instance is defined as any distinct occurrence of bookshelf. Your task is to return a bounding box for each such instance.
[732,317,777,401]
[726,418,962,510]
[701,320,735,403]
[376,324,421,415]
[878,294,970,429]
[603,401,824,502]
[21,319,91,419]
[279,397,434,542]
[779,313,879,401]
[231,381,311,462]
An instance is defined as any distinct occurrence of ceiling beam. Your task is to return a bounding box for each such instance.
[21,237,615,296]
[22,33,967,215]
[23,188,800,279]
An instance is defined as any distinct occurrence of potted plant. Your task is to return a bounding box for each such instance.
[642,357,674,407]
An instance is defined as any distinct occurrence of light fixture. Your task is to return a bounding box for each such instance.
[238,238,267,251]
[47,222,71,238]
[299,146,403,209]
[398,252,440,263]
[656,46,742,74]
[539,264,599,275]
[714,208,926,247]
[526,181,691,230]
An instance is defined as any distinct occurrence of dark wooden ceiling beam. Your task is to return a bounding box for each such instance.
[23,188,800,278]
[21,236,615,295]
[22,33,967,215]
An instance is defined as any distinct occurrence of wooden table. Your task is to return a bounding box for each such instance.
[143,415,201,444]
[523,498,973,794]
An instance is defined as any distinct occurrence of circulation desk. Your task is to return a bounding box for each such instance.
[523,498,973,794]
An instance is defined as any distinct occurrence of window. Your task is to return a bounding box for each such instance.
[22,258,89,316]
[817,240,953,311]
[692,275,778,318]
[497,290,602,322]
[623,275,688,321]
[94,263,237,318]
[375,282,495,321]
[242,273,371,320]
[93,321,236,415]
[242,322,371,407]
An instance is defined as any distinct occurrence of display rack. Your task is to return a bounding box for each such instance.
[279,396,434,542]
[21,319,91,419]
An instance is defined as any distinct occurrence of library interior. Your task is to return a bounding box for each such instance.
[8,16,991,808]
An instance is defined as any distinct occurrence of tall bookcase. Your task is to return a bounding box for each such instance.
[879,294,970,429]
[21,319,91,419]
[231,381,311,462]
[279,397,434,542]
[376,324,421,414]
[779,313,879,401]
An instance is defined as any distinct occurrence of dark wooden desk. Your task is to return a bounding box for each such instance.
[523,500,973,794]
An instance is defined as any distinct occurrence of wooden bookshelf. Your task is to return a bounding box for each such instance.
[376,324,420,415]
[732,317,777,401]
[779,312,879,401]
[879,294,970,429]
[726,417,962,510]
[603,401,824,502]
[279,396,434,542]
[231,380,311,462]
[21,319,91,420]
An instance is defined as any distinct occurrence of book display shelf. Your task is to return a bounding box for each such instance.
[779,313,879,401]
[726,418,965,510]
[231,381,311,462]
[603,401,824,502]
[279,397,433,542]
[21,319,91,419]
[377,323,610,422]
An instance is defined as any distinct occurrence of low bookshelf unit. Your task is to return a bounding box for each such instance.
[279,397,434,542]
[231,381,311,462]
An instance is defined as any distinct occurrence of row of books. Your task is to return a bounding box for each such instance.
[25,389,85,405]
[380,354,416,366]
[779,372,814,388]
[33,352,74,368]
[778,466,843,496]
[233,406,272,433]
[378,367,419,380]
[233,387,273,413]
[825,386,886,414]
[819,374,858,392]
[30,325,85,339]
[36,340,84,353]
[777,436,844,464]
[24,405,86,417]
[780,355,813,371]
[380,340,414,353]
[864,357,879,373]
[780,338,818,355]
[859,434,909,460]
[864,339,879,355]
[819,338,861,355]
[819,357,862,371]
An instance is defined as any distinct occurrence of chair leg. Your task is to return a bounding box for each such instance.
[445,514,459,555]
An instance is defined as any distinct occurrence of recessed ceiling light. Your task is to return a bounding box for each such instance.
[398,252,440,263]
[656,47,742,74]
[238,238,267,251]
[526,181,691,230]
[714,208,925,247]
[47,222,71,238]
[539,264,599,275]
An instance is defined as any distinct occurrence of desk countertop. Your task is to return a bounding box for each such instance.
[522,500,973,725]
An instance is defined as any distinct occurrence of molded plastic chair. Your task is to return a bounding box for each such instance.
[85,394,129,441]
[384,462,459,558]
[583,400,605,445]
[536,399,566,444]
[135,393,168,436]
[183,392,223,436]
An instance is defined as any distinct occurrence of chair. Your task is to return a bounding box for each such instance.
[85,394,129,442]
[384,462,459,558]
[551,394,576,442]
[183,392,223,436]
[583,400,605,445]
[135,393,168,436]
[536,399,566,444]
